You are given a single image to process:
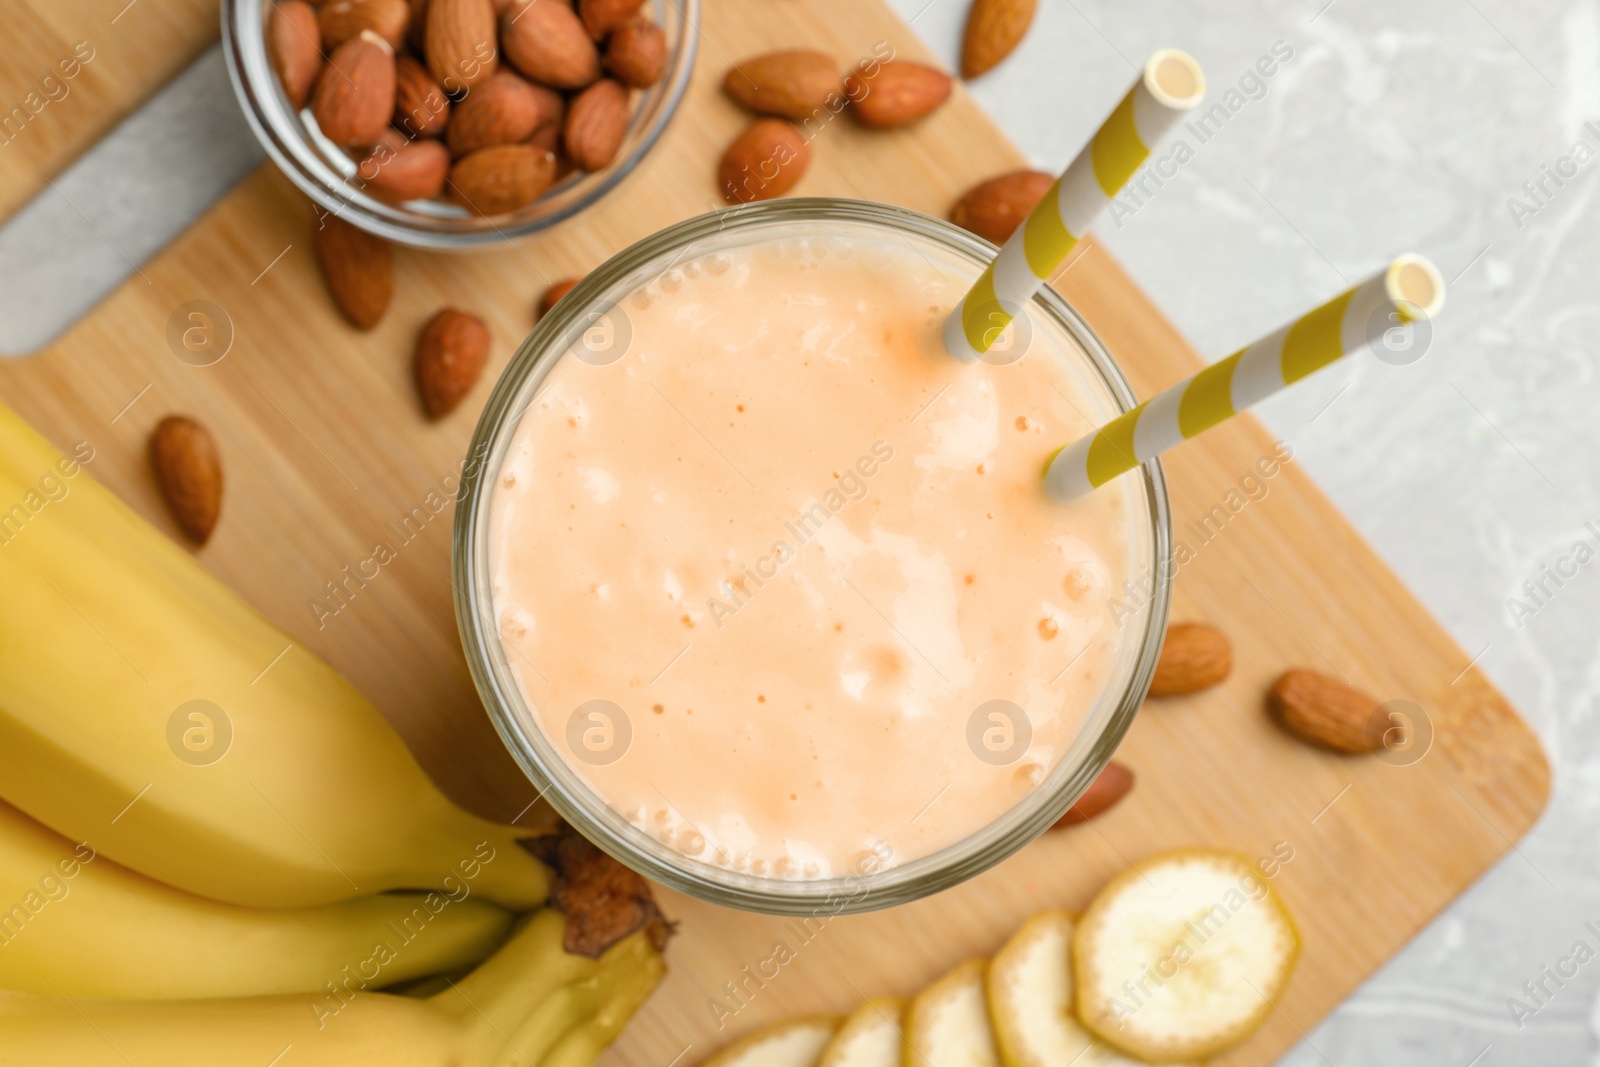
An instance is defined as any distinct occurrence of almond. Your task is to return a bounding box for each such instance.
[1268,669,1382,754]
[951,169,1052,245]
[314,212,394,329]
[1149,622,1232,696]
[426,0,499,92]
[448,143,557,214]
[846,59,952,128]
[358,136,451,201]
[502,0,601,89]
[446,70,555,156]
[961,0,1036,79]
[723,49,840,121]
[602,18,666,88]
[1052,761,1133,828]
[269,0,322,110]
[538,276,582,318]
[149,415,222,545]
[578,0,644,40]
[311,30,397,147]
[719,119,810,204]
[415,308,491,417]
[393,54,452,137]
[318,0,410,51]
[562,78,628,171]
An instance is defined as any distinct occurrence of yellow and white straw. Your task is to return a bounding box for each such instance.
[943,49,1206,362]
[1044,255,1447,501]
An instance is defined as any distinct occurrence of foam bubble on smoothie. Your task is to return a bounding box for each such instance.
[488,231,1141,880]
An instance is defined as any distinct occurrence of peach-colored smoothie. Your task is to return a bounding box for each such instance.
[488,232,1140,879]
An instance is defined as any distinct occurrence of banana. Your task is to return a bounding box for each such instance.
[698,1017,841,1067]
[1072,849,1299,1063]
[817,999,904,1067]
[986,911,1163,1067]
[0,909,664,1067]
[905,959,1002,1067]
[0,401,548,909]
[0,798,512,998]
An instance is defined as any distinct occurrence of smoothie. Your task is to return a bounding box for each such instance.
[487,228,1143,880]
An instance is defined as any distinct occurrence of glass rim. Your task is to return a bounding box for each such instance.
[220,0,700,250]
[453,198,1173,914]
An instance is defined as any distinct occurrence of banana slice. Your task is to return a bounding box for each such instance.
[986,911,1186,1067]
[701,1017,841,1067]
[1073,850,1300,1063]
[819,998,905,1067]
[905,959,1001,1067]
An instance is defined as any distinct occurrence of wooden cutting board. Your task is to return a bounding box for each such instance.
[0,0,1547,1063]
[0,0,217,222]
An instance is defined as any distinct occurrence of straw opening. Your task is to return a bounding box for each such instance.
[1144,50,1205,109]
[1387,255,1445,318]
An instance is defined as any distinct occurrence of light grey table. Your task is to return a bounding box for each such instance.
[0,0,1592,1061]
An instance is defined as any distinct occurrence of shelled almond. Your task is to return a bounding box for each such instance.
[503,0,601,89]
[415,308,491,417]
[564,79,630,171]
[393,55,452,137]
[1268,669,1382,754]
[1051,761,1133,828]
[425,0,498,90]
[538,277,583,320]
[268,1,322,110]
[719,119,811,204]
[449,144,559,214]
[312,30,396,147]
[313,212,394,330]
[845,60,952,128]
[604,19,666,88]
[961,0,1037,79]
[723,50,840,120]
[357,134,451,202]
[150,416,223,545]
[1149,622,1232,696]
[445,71,554,157]
[951,169,1052,244]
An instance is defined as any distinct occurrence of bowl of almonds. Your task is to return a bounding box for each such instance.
[224,0,697,247]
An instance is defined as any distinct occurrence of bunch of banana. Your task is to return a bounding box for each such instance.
[0,402,667,1063]
[0,401,548,909]
[0,909,665,1067]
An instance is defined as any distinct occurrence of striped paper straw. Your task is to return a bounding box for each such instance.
[943,49,1206,362]
[1044,255,1447,501]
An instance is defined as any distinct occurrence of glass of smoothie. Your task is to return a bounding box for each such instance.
[455,199,1172,914]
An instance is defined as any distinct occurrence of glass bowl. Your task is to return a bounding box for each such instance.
[454,199,1173,914]
[222,0,699,249]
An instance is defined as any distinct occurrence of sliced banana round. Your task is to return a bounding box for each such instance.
[905,959,1001,1067]
[1073,849,1300,1063]
[986,910,1190,1067]
[818,998,904,1067]
[700,1017,841,1067]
